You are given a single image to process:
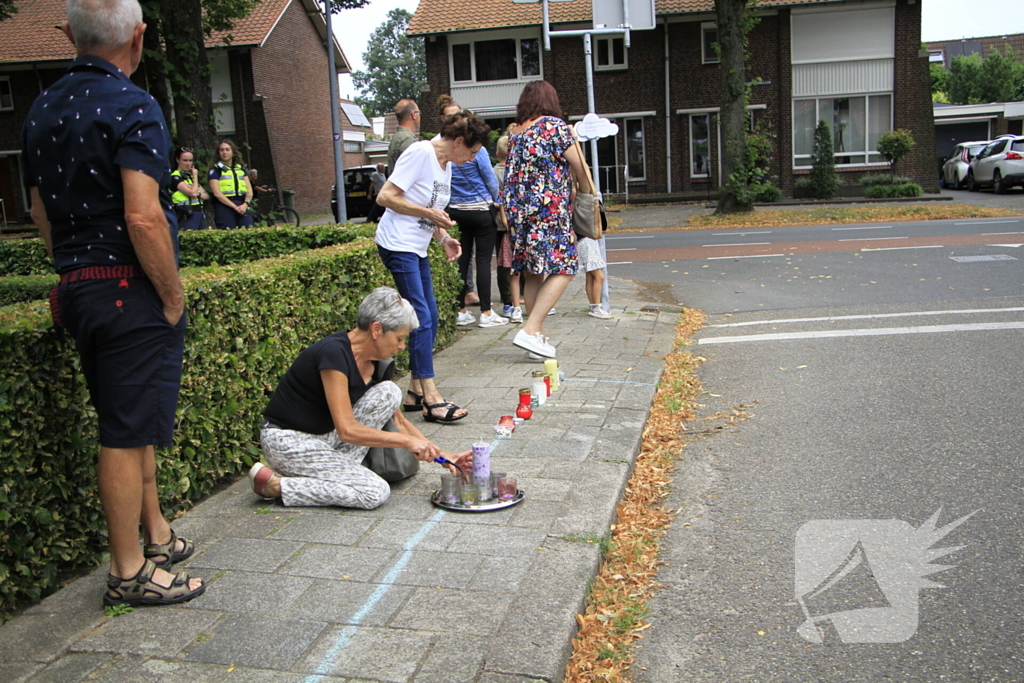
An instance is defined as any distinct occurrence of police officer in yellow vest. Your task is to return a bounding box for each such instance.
[171,147,209,231]
[208,139,254,229]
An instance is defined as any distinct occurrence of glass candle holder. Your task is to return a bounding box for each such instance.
[475,475,493,502]
[489,471,506,498]
[440,473,459,505]
[459,484,478,506]
[497,476,517,501]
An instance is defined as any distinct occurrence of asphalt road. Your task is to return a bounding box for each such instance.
[619,216,1024,682]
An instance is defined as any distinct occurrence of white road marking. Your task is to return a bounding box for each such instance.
[982,231,1024,235]
[986,243,1024,248]
[838,236,908,242]
[861,245,944,251]
[702,242,771,247]
[712,231,772,235]
[831,225,893,231]
[698,322,1024,344]
[707,253,786,260]
[709,307,1024,328]
[607,261,633,265]
[607,248,637,251]
[605,235,654,240]
[955,220,1022,225]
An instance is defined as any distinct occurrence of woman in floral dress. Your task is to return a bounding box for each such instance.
[503,80,589,359]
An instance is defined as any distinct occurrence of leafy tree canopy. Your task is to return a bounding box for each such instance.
[0,0,16,22]
[946,47,1024,104]
[351,9,426,118]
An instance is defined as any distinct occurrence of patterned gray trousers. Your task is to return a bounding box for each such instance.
[259,381,401,509]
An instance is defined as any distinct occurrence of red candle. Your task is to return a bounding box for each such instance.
[516,388,533,420]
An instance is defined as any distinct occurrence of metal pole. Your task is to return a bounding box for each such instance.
[583,33,611,311]
[543,0,551,51]
[324,0,347,223]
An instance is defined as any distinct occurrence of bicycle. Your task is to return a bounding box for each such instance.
[250,187,300,228]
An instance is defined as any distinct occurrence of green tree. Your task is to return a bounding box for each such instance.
[351,9,426,118]
[0,0,17,22]
[809,119,839,199]
[713,0,758,215]
[947,53,983,104]
[876,129,916,178]
[930,62,949,99]
[947,47,1024,104]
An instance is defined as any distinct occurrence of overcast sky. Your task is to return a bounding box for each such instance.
[333,0,1024,101]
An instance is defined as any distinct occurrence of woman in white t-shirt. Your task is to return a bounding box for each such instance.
[375,111,492,423]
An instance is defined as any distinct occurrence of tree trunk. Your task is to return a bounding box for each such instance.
[714,0,753,215]
[139,5,173,128]
[161,0,217,164]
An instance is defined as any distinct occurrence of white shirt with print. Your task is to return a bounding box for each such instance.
[375,140,451,258]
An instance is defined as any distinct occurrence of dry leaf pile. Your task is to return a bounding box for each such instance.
[564,308,706,682]
[688,204,1023,230]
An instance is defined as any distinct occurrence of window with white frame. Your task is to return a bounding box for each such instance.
[690,114,711,177]
[624,118,645,180]
[450,35,541,83]
[344,142,362,153]
[595,37,626,70]
[0,77,12,111]
[792,94,892,166]
[702,25,719,65]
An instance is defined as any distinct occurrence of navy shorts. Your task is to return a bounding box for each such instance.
[56,274,186,449]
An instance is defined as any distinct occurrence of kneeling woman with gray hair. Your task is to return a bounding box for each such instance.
[249,287,471,508]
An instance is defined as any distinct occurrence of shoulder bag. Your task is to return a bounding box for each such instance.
[571,139,604,240]
[362,359,421,483]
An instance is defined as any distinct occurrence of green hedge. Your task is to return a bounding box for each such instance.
[860,173,913,187]
[864,183,923,198]
[0,274,58,307]
[0,236,460,617]
[0,223,375,278]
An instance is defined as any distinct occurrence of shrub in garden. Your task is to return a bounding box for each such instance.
[0,274,58,306]
[809,119,840,199]
[876,129,916,178]
[0,236,460,618]
[860,173,913,187]
[863,183,923,198]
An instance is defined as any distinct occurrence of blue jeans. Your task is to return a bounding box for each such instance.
[377,246,437,380]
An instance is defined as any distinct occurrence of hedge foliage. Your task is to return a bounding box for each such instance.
[0,224,377,278]
[0,235,461,617]
[863,183,923,198]
[0,274,58,307]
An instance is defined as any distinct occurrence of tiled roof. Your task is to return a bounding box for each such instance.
[0,0,291,64]
[925,33,1024,62]
[408,0,838,35]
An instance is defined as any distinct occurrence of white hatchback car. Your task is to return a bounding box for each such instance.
[940,140,989,190]
[967,135,1024,194]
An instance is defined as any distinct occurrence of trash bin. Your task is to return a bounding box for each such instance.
[281,189,296,211]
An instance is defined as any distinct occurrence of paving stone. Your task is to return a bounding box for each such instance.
[23,653,110,683]
[468,554,535,592]
[512,478,571,503]
[356,519,460,552]
[551,461,630,537]
[446,525,547,557]
[70,608,221,657]
[184,571,313,617]
[278,544,398,582]
[25,570,107,616]
[183,614,326,670]
[269,513,375,545]
[391,587,514,636]
[185,537,304,573]
[0,663,42,683]
[540,460,586,480]
[412,633,488,683]
[0,612,105,664]
[285,579,414,626]
[378,549,485,588]
[437,376,495,388]
[516,439,592,461]
[507,500,570,530]
[297,625,434,682]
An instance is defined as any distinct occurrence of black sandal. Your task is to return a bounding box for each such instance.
[143,529,195,571]
[403,390,424,413]
[103,559,206,607]
[423,401,468,424]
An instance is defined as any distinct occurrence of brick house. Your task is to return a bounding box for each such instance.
[409,0,938,197]
[925,32,1024,69]
[0,0,359,219]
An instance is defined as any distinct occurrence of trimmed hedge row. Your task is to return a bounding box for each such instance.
[0,224,375,278]
[0,274,58,307]
[0,236,461,617]
[864,183,923,198]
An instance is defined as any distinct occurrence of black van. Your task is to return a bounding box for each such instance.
[331,165,378,221]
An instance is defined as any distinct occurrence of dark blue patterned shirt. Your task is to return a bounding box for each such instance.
[21,56,177,274]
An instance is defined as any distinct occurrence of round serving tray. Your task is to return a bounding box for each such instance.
[431,488,525,512]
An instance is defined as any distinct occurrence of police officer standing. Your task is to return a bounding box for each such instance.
[208,138,254,229]
[21,0,204,607]
[171,146,208,231]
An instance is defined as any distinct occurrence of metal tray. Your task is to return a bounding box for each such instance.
[431,488,525,512]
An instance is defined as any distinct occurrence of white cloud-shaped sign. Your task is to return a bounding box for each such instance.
[574,113,619,141]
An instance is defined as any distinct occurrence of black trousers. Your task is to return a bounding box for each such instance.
[495,230,512,307]
[446,207,497,312]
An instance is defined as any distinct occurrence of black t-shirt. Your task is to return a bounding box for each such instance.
[263,331,390,434]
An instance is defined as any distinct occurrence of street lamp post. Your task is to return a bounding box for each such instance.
[324,0,348,223]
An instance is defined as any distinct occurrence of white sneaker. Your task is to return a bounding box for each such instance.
[527,351,546,360]
[478,311,510,328]
[547,308,557,316]
[510,307,523,323]
[588,305,613,319]
[456,311,476,326]
[513,329,556,358]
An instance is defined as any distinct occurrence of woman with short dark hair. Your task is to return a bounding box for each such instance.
[374,111,492,423]
[504,81,590,358]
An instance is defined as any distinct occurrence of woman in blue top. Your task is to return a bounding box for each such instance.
[207,139,254,229]
[437,96,507,330]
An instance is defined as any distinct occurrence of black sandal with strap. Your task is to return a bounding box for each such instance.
[103,559,206,607]
[143,529,195,571]
[423,401,468,424]
[402,390,424,413]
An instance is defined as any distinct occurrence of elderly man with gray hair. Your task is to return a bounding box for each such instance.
[21,0,204,607]
[250,287,471,508]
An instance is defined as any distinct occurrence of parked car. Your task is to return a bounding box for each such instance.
[330,165,378,221]
[967,135,1024,194]
[940,140,989,190]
